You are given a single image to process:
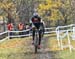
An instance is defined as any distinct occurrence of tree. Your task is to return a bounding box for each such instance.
[37,0,64,26]
[37,0,74,26]
[0,0,16,23]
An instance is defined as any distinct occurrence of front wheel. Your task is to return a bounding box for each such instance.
[35,45,38,53]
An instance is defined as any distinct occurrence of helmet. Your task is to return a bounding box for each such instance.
[33,12,38,16]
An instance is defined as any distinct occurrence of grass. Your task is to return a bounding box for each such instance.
[0,33,75,59]
[0,34,52,59]
[0,37,32,59]
[48,34,75,59]
[58,50,75,59]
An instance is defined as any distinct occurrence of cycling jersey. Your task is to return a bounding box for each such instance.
[31,15,41,23]
[30,15,45,29]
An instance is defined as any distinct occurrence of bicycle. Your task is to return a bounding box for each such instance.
[33,24,45,53]
[33,28,40,53]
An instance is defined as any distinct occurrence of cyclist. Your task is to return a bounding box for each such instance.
[29,13,45,49]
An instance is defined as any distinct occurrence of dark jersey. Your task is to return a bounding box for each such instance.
[31,15,41,23]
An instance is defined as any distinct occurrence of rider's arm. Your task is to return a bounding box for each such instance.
[29,18,32,26]
[29,17,35,30]
[41,20,45,34]
[42,23,45,34]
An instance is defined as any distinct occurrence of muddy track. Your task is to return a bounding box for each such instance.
[7,36,61,59]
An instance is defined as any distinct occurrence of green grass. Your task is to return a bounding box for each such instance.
[0,37,32,59]
[0,33,75,59]
[58,50,75,59]
[48,34,75,59]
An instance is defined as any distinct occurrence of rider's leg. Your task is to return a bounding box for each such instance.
[39,30,42,45]
[32,30,35,44]
[38,31,41,49]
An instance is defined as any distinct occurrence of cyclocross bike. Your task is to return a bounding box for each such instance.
[33,28,40,53]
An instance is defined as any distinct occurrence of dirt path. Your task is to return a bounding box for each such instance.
[7,36,61,59]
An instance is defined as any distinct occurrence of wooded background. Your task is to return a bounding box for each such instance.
[0,0,75,30]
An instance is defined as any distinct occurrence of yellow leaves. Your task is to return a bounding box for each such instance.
[50,9,64,20]
[0,1,16,19]
[46,4,52,10]
[39,0,53,10]
[6,2,14,8]
[46,0,52,4]
[52,4,58,8]
[0,16,3,20]
[39,4,46,10]
[62,0,70,8]
[37,0,64,21]
[0,3,3,8]
[46,0,62,8]
[0,39,22,48]
[56,2,62,7]
[0,0,15,10]
[39,4,43,8]
[50,9,58,20]
[1,2,15,9]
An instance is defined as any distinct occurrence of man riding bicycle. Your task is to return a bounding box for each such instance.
[29,13,45,49]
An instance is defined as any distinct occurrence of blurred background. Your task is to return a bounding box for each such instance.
[0,0,75,32]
